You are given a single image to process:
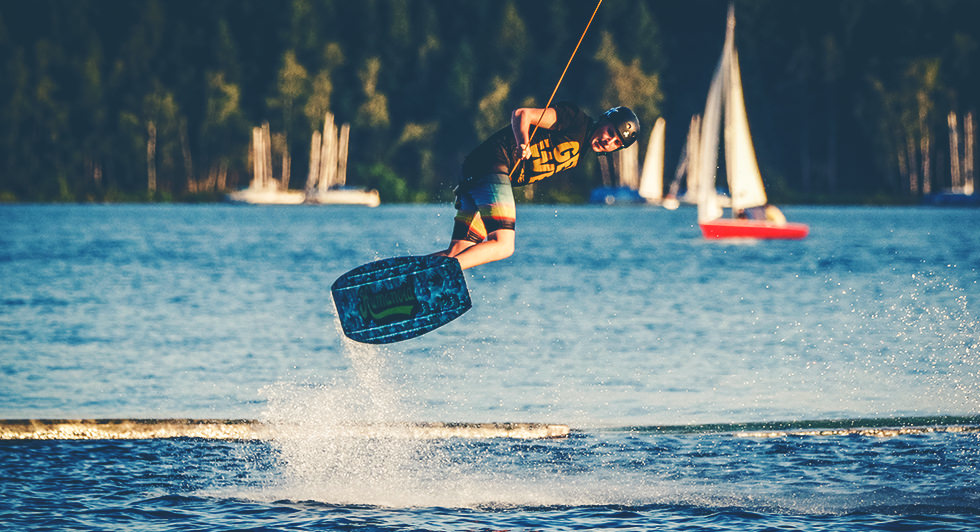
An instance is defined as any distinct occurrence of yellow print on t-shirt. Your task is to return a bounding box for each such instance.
[526,139,581,184]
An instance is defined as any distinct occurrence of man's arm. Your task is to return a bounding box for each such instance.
[511,107,558,159]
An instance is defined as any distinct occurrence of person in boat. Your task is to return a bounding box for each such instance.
[763,204,786,224]
[736,204,787,224]
[434,103,640,270]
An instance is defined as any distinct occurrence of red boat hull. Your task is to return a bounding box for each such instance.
[699,219,810,240]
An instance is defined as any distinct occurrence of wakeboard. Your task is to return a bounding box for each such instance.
[331,255,471,344]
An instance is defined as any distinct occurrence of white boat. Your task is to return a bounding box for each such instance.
[307,186,380,207]
[226,185,379,207]
[227,114,380,207]
[694,5,808,240]
[303,114,380,206]
[226,185,305,205]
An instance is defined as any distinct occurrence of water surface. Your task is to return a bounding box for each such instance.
[1,204,978,530]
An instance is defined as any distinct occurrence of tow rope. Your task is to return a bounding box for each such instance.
[508,0,604,182]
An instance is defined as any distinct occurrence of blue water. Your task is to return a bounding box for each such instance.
[2,204,979,530]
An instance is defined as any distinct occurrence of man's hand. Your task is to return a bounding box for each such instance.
[511,107,556,160]
[516,143,532,160]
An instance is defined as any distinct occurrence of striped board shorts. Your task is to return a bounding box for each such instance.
[451,173,516,243]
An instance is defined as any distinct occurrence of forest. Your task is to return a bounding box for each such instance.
[1,0,978,204]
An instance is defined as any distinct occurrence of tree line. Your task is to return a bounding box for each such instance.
[1,0,977,203]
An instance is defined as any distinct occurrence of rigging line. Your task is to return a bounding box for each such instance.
[507,0,604,181]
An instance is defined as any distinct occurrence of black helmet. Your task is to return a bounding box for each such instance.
[600,106,640,150]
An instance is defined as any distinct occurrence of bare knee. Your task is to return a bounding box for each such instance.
[487,230,515,258]
[446,240,475,257]
[495,238,515,259]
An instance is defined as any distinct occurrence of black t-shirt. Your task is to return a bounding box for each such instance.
[461,102,594,187]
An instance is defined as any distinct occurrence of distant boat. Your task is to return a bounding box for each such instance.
[307,186,381,207]
[588,185,644,205]
[662,114,730,211]
[924,111,977,206]
[226,185,305,205]
[226,122,306,205]
[922,192,980,206]
[661,116,695,210]
[303,117,380,207]
[694,5,808,240]
[226,185,380,207]
[227,114,380,207]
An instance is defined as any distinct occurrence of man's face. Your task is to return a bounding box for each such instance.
[590,123,624,153]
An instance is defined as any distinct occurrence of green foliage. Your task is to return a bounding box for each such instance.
[356,57,390,129]
[268,50,310,138]
[359,162,414,203]
[0,0,978,203]
[593,32,662,121]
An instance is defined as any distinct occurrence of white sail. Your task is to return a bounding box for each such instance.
[318,113,337,193]
[697,4,767,223]
[679,114,700,200]
[697,48,724,223]
[723,7,767,211]
[683,116,698,199]
[638,117,666,201]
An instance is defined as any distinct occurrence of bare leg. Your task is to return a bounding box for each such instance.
[435,179,516,270]
[448,229,515,270]
[441,239,475,256]
[431,239,474,258]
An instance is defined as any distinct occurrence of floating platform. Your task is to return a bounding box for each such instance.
[0,419,570,441]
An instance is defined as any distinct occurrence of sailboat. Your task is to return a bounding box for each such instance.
[663,114,729,210]
[638,117,666,204]
[228,114,380,206]
[694,5,809,240]
[304,114,380,207]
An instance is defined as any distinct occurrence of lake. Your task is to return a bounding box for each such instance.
[1,204,978,530]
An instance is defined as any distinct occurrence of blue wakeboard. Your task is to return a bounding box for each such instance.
[331,255,471,344]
